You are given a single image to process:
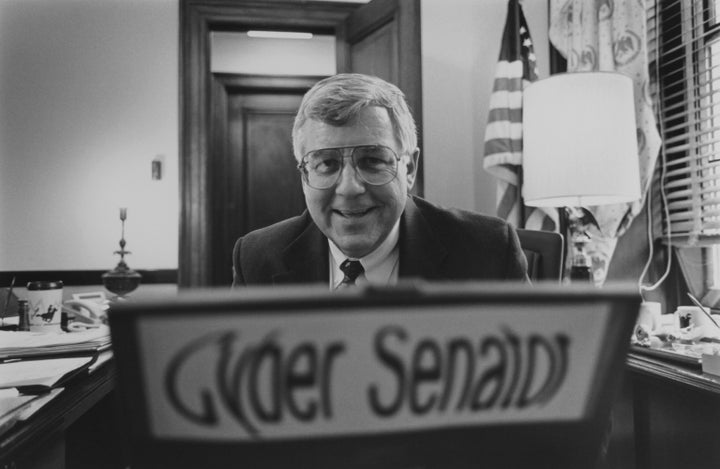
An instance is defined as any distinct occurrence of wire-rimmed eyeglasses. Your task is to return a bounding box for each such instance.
[297,145,402,190]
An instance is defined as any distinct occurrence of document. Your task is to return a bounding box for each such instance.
[0,326,111,361]
[0,356,95,391]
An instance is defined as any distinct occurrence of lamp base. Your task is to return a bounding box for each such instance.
[565,207,596,284]
[570,265,593,282]
[102,261,142,300]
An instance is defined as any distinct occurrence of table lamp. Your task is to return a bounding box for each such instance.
[522,72,641,282]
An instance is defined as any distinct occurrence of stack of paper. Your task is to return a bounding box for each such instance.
[0,326,113,438]
[0,326,111,361]
[0,356,95,391]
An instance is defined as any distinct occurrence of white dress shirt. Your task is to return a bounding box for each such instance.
[328,220,400,289]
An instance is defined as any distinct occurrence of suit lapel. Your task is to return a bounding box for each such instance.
[273,213,328,284]
[273,198,446,283]
[399,197,447,279]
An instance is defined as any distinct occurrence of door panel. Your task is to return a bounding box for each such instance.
[209,76,316,286]
[348,21,398,82]
[233,95,305,233]
[337,0,423,195]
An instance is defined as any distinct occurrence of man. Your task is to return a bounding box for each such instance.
[232,73,528,288]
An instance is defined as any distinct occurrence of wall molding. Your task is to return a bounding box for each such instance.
[0,270,177,287]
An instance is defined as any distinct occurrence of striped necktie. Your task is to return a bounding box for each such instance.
[337,259,364,289]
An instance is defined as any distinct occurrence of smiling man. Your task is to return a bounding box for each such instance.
[232,73,528,288]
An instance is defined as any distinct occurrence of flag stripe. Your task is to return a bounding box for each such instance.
[483,139,522,161]
[492,76,524,92]
[483,160,520,185]
[497,182,519,219]
[482,0,558,233]
[493,60,524,78]
[487,107,522,123]
[484,121,523,141]
[488,90,523,110]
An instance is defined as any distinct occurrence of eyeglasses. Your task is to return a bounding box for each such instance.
[297,145,402,190]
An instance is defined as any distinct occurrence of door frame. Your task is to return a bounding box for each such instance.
[180,0,360,287]
[179,0,422,287]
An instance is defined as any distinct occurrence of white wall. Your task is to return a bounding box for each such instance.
[421,0,549,214]
[0,0,547,272]
[0,0,179,271]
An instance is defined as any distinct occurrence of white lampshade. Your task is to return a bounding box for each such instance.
[522,72,641,207]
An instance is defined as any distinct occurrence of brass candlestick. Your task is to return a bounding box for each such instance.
[102,208,142,300]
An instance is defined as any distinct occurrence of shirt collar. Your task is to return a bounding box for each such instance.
[329,219,400,287]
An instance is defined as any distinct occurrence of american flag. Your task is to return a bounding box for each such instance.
[482,0,558,232]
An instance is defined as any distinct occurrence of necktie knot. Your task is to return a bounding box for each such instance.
[338,259,364,288]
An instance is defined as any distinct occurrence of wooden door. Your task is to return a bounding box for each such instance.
[180,0,423,287]
[338,0,423,194]
[209,75,317,286]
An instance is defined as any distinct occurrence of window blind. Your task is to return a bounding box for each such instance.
[649,0,720,246]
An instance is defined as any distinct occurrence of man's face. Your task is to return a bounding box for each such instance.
[298,106,418,259]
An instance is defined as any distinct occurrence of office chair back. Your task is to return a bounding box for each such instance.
[516,228,565,282]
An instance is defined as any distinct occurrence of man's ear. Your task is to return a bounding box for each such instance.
[405,148,420,189]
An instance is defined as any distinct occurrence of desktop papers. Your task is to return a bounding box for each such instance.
[0,326,111,361]
[0,356,95,390]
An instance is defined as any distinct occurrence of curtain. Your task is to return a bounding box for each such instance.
[549,0,661,284]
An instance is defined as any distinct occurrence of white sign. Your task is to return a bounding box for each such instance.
[137,303,610,441]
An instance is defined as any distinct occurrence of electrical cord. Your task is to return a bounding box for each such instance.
[638,0,673,301]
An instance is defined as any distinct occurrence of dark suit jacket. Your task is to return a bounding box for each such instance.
[232,196,528,286]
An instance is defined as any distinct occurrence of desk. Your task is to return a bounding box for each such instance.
[4,351,720,469]
[605,352,720,469]
[0,362,122,469]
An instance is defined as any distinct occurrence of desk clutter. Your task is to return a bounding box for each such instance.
[632,295,720,374]
[0,281,112,439]
[0,338,112,438]
[1,283,109,332]
[0,326,111,362]
[1,206,148,430]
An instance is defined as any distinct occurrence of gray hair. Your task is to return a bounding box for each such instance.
[292,73,418,161]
